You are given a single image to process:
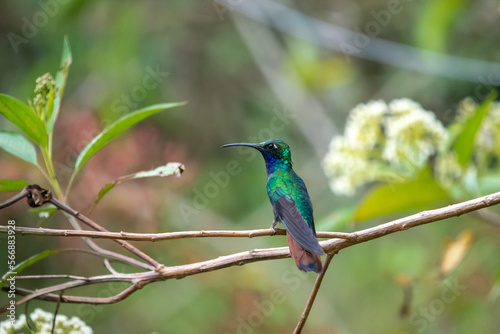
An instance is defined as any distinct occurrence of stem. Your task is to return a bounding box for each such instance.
[40,146,62,198]
[294,253,335,333]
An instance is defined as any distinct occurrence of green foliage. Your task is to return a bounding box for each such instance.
[0,249,60,288]
[48,36,72,134]
[355,168,450,221]
[0,94,48,147]
[0,38,185,288]
[71,103,186,185]
[0,38,185,201]
[1,3,499,332]
[0,179,30,192]
[453,91,498,166]
[324,93,499,222]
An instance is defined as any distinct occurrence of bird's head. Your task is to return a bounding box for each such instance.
[221,139,292,172]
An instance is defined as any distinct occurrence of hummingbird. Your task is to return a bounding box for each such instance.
[221,139,324,273]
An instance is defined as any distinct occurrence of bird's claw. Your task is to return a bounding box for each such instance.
[270,226,277,235]
[270,221,278,235]
[270,219,285,236]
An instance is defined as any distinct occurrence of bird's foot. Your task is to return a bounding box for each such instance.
[269,219,279,235]
[270,226,277,236]
[269,220,285,236]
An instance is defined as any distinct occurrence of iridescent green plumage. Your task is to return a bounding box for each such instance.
[221,139,323,273]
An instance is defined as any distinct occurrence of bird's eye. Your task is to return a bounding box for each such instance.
[266,143,277,149]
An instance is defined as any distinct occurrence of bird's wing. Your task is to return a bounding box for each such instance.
[272,189,324,255]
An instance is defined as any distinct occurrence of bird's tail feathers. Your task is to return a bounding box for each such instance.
[287,232,323,273]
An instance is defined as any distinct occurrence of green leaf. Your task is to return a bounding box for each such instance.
[95,183,115,203]
[0,179,30,192]
[454,91,498,166]
[47,36,72,134]
[355,167,450,221]
[89,162,184,212]
[0,131,38,165]
[72,102,186,178]
[0,250,60,288]
[0,94,48,147]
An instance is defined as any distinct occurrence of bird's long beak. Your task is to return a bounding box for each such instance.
[221,142,260,150]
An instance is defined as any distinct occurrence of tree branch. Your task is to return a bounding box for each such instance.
[0,272,157,312]
[5,284,143,305]
[49,198,161,269]
[62,214,155,271]
[0,187,28,209]
[2,189,500,319]
[321,191,500,254]
[0,225,353,241]
[294,253,335,334]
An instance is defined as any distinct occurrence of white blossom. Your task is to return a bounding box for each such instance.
[0,308,93,334]
[323,98,449,195]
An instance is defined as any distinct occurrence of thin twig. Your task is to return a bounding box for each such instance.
[14,274,89,280]
[50,198,160,269]
[0,187,155,271]
[63,214,154,271]
[51,290,64,334]
[104,259,121,275]
[6,284,143,305]
[1,191,500,312]
[294,253,335,334]
[0,272,156,312]
[0,187,29,209]
[0,225,353,241]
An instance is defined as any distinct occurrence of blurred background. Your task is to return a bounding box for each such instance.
[1,0,500,333]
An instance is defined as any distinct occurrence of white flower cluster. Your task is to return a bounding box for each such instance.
[323,99,448,195]
[0,308,93,334]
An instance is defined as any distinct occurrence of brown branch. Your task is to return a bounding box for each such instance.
[294,253,335,334]
[51,290,64,334]
[104,259,121,275]
[0,225,353,241]
[14,274,91,280]
[1,247,289,311]
[0,187,29,209]
[7,284,143,305]
[2,190,500,314]
[0,186,155,271]
[60,216,154,271]
[322,191,500,254]
[50,198,161,269]
[0,272,156,312]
